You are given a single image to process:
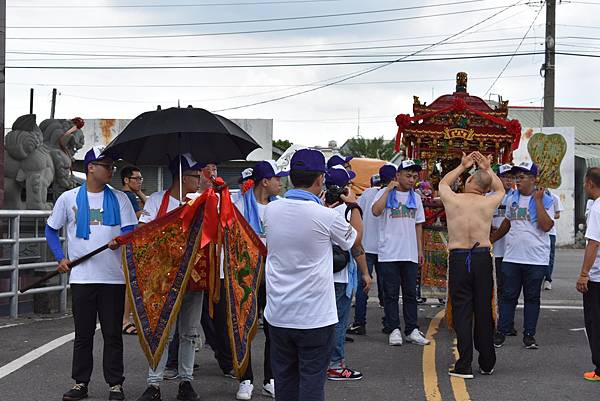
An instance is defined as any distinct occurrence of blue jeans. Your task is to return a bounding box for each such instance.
[330,282,352,368]
[268,322,335,401]
[147,291,204,385]
[545,235,557,282]
[353,253,377,326]
[379,261,419,335]
[498,262,545,336]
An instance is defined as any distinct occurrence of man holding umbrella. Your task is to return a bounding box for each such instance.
[136,153,206,401]
[45,146,138,401]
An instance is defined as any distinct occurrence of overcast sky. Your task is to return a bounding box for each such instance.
[5,0,600,147]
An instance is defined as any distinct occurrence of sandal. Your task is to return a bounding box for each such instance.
[122,322,138,335]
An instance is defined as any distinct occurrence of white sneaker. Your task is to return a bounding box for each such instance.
[406,328,431,345]
[236,380,253,400]
[262,379,275,398]
[544,281,552,290]
[389,328,403,346]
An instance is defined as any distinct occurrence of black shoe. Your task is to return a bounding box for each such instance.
[416,297,427,304]
[344,336,354,343]
[136,385,161,401]
[507,327,518,336]
[346,323,366,335]
[448,368,474,379]
[109,384,125,401]
[493,332,506,348]
[479,368,494,375]
[177,381,200,401]
[523,335,538,349]
[63,383,88,401]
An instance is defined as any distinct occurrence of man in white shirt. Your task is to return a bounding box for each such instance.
[544,191,564,290]
[233,160,288,400]
[577,167,600,382]
[136,154,206,401]
[494,161,554,349]
[46,146,138,401]
[264,149,362,401]
[372,160,430,347]
[347,163,396,335]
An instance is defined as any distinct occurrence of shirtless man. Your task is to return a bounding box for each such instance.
[439,151,504,379]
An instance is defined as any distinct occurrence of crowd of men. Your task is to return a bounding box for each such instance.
[44,146,600,401]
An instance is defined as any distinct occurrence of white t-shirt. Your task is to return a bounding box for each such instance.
[358,187,381,255]
[585,198,600,282]
[47,187,138,284]
[332,204,350,284]
[548,192,564,236]
[139,190,181,223]
[372,189,425,263]
[233,193,268,245]
[491,192,510,258]
[263,198,357,329]
[503,194,553,266]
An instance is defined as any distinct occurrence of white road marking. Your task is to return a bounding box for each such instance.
[0,323,24,329]
[516,305,583,310]
[0,323,99,380]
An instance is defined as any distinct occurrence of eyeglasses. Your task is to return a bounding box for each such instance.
[128,176,144,182]
[92,163,116,172]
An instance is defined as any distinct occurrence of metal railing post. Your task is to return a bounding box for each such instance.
[10,215,20,318]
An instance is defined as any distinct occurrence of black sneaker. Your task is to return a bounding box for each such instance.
[177,381,200,401]
[523,335,538,349]
[479,368,494,375]
[448,368,474,379]
[346,323,366,335]
[507,327,518,336]
[344,336,354,343]
[109,384,125,401]
[136,385,161,401]
[493,332,505,348]
[63,383,88,401]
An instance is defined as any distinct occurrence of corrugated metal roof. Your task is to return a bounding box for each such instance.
[508,107,600,163]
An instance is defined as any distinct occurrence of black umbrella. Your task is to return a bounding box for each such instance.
[102,106,260,165]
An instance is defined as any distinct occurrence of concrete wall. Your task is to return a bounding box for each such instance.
[512,127,575,246]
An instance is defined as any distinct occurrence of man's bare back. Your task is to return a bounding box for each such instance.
[439,152,504,250]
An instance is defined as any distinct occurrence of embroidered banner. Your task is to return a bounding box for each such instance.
[223,207,267,377]
[421,226,449,299]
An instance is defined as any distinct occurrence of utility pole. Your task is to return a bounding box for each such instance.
[0,0,6,208]
[542,0,556,127]
[30,88,34,114]
[50,88,57,118]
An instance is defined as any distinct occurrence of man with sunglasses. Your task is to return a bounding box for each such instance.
[494,161,554,350]
[121,165,147,219]
[136,154,206,401]
[46,146,138,401]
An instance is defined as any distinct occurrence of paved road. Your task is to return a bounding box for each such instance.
[0,249,597,401]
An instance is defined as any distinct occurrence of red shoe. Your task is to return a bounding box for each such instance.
[584,371,600,382]
[327,367,363,381]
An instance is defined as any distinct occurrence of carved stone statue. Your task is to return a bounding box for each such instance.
[3,115,55,210]
[456,72,468,93]
[40,117,85,202]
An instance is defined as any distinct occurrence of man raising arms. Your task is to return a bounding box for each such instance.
[439,152,504,379]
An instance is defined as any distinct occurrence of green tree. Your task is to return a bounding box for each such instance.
[273,139,293,151]
[344,136,398,161]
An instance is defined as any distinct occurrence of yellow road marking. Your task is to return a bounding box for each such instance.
[450,341,472,401]
[423,309,445,401]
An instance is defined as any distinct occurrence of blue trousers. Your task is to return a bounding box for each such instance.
[545,234,557,282]
[330,282,352,368]
[353,253,377,325]
[379,261,419,335]
[498,262,545,336]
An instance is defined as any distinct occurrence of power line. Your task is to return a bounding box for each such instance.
[7,0,343,8]
[484,2,544,96]
[8,0,488,29]
[7,5,519,40]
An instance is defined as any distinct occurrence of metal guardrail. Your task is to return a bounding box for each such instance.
[0,210,67,318]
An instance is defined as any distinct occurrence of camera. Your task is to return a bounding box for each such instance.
[325,185,349,205]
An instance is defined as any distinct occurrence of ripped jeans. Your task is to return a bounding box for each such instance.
[147,291,204,385]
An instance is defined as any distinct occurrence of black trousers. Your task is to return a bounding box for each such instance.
[448,248,496,373]
[201,279,233,373]
[71,283,125,386]
[267,321,335,401]
[242,282,273,384]
[584,281,600,375]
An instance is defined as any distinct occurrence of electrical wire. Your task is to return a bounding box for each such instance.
[7,0,344,8]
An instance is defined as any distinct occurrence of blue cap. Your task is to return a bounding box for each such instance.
[325,165,356,187]
[84,146,110,168]
[239,168,253,183]
[379,163,397,182]
[398,159,423,172]
[511,161,538,176]
[290,149,327,173]
[253,160,289,182]
[327,154,353,169]
[498,164,514,176]
[168,153,204,176]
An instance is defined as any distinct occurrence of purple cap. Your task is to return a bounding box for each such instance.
[325,165,356,187]
[84,146,110,168]
[168,153,205,176]
[253,160,289,182]
[327,154,353,169]
[398,159,423,172]
[498,164,514,176]
[290,149,327,173]
[511,161,538,176]
[238,168,254,183]
[379,163,397,182]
